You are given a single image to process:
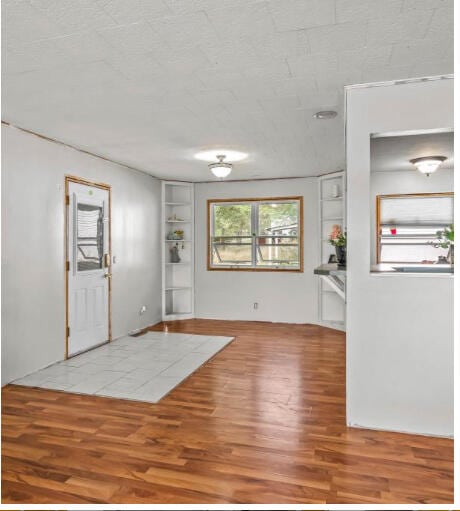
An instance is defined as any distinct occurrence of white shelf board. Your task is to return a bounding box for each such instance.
[166,220,191,223]
[165,262,190,265]
[165,239,191,242]
[165,202,192,206]
[321,196,343,202]
[165,286,192,291]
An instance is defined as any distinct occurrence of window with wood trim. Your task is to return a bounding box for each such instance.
[376,192,453,264]
[208,197,303,271]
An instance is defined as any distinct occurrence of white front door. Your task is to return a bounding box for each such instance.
[67,180,110,357]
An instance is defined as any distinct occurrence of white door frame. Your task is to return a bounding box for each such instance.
[65,175,112,359]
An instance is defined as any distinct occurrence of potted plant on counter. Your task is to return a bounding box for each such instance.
[432,224,454,266]
[329,224,347,267]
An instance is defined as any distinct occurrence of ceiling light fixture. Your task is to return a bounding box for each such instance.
[410,155,447,176]
[209,154,232,178]
[313,110,337,120]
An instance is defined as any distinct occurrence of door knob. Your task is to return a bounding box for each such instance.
[104,273,112,279]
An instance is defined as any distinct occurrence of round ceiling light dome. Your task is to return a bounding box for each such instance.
[313,110,337,120]
[195,149,248,162]
[209,155,232,178]
[410,155,447,176]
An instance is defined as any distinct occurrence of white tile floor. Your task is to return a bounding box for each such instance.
[12,331,234,403]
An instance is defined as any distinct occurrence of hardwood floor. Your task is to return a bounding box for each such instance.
[2,320,453,504]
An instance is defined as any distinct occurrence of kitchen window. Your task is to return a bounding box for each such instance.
[208,197,303,271]
[376,192,453,264]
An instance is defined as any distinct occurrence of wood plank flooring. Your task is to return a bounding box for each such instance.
[2,319,453,504]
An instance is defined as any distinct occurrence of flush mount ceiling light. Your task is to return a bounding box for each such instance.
[195,149,248,162]
[313,110,337,120]
[410,155,447,176]
[209,154,232,178]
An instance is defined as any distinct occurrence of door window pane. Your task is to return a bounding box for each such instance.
[77,203,103,271]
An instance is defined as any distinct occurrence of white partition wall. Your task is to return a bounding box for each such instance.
[345,76,454,436]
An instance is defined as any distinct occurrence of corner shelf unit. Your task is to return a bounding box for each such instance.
[161,181,194,321]
[318,171,346,330]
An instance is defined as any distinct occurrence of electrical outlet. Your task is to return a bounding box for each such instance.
[253,302,258,310]
[140,305,147,315]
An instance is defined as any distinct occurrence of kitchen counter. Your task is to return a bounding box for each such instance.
[371,263,453,274]
[314,263,347,276]
[314,264,346,301]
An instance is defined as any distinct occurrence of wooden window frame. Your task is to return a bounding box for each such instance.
[207,196,304,272]
[375,192,453,264]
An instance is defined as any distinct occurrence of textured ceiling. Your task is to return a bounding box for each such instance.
[2,0,454,181]
[371,131,454,173]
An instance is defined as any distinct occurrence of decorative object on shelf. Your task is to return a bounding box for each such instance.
[431,223,454,265]
[328,253,337,263]
[168,213,184,221]
[168,213,184,222]
[328,224,347,267]
[209,154,232,178]
[332,184,340,198]
[410,155,447,176]
[170,243,181,263]
[167,230,184,240]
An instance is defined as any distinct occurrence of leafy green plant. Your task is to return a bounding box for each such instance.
[432,224,454,249]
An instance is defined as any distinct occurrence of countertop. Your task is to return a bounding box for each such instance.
[371,263,453,274]
[314,263,347,276]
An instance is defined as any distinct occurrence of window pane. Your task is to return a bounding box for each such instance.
[381,244,448,263]
[258,202,299,236]
[380,196,453,225]
[77,203,103,271]
[211,236,252,266]
[213,204,251,236]
[209,198,302,270]
[378,194,453,264]
[257,240,299,267]
[257,201,299,267]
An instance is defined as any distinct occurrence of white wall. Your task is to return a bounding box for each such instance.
[346,77,454,436]
[370,168,454,263]
[2,124,162,384]
[194,178,319,323]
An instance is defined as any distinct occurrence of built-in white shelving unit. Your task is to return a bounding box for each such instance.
[318,171,346,330]
[161,181,194,321]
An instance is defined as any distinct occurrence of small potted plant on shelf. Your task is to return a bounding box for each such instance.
[329,224,347,267]
[432,224,454,265]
